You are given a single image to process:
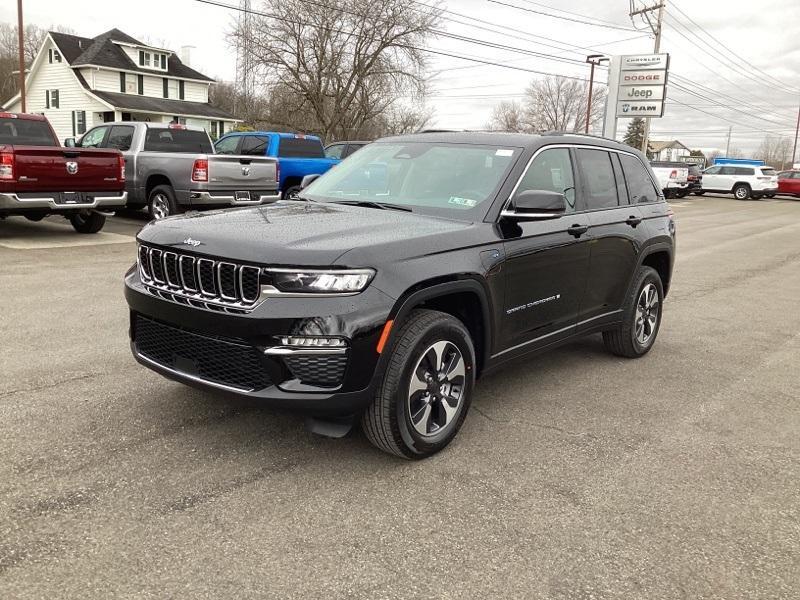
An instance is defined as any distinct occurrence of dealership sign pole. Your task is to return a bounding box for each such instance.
[602,53,670,147]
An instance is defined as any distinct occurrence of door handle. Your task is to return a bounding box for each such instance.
[626,215,642,227]
[567,223,589,237]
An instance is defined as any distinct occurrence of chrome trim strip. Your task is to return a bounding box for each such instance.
[239,265,261,303]
[265,267,375,275]
[263,347,347,356]
[135,352,256,393]
[258,284,361,299]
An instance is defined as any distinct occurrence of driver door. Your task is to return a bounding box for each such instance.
[498,147,591,356]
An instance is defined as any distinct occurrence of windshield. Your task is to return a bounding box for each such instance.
[303,142,520,217]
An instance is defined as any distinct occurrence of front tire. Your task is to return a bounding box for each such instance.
[603,266,664,358]
[362,309,476,459]
[148,185,182,220]
[282,185,301,200]
[733,183,751,200]
[69,211,106,234]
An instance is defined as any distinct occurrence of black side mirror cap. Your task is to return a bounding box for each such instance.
[501,189,567,221]
[301,173,321,189]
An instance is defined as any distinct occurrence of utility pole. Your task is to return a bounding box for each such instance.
[585,55,608,134]
[792,101,800,167]
[629,1,666,155]
[17,0,26,113]
[725,126,732,157]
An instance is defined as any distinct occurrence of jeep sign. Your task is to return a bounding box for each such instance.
[603,53,670,138]
[621,85,665,101]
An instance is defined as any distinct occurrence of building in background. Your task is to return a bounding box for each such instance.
[649,140,691,162]
[3,29,236,142]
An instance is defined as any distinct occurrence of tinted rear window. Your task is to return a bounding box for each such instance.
[278,137,324,158]
[0,117,56,146]
[143,128,212,153]
[620,154,660,204]
[760,168,776,176]
[735,167,755,175]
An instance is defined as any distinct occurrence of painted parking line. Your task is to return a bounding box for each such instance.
[0,219,134,250]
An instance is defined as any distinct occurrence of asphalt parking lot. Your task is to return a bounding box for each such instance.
[1,195,798,599]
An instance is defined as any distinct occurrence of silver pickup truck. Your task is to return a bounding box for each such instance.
[67,122,279,219]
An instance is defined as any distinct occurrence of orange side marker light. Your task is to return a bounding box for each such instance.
[376,320,394,354]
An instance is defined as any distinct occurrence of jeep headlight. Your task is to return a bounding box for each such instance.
[268,268,375,294]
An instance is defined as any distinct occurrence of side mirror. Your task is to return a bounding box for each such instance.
[501,190,567,220]
[301,173,321,189]
[63,137,77,147]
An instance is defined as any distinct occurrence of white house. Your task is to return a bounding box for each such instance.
[649,140,691,162]
[3,29,237,142]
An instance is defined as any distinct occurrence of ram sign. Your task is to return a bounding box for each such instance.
[614,53,669,118]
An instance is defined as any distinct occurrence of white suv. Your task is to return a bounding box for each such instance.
[700,165,779,200]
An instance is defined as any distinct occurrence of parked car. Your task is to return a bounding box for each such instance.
[67,122,279,219]
[650,161,689,198]
[215,132,338,199]
[699,164,778,199]
[125,131,675,458]
[777,170,800,197]
[324,140,369,160]
[685,163,703,196]
[0,112,126,233]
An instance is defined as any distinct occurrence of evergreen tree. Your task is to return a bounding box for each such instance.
[622,118,646,149]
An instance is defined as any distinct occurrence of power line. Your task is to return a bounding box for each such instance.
[486,0,639,32]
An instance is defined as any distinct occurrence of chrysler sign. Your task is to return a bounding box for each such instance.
[613,53,669,118]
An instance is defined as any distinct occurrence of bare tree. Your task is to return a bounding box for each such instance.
[0,24,74,104]
[755,134,793,169]
[524,75,606,133]
[233,0,439,141]
[487,100,526,132]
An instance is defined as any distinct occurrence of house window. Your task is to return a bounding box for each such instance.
[168,79,179,98]
[179,80,185,100]
[163,78,169,98]
[171,116,187,125]
[210,121,217,139]
[137,75,144,95]
[160,54,166,69]
[72,111,86,136]
[139,51,151,67]
[218,121,224,136]
[46,89,59,109]
[48,49,62,63]
[120,72,126,93]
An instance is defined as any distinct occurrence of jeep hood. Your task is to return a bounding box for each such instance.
[136,201,475,266]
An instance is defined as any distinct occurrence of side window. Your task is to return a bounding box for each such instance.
[80,126,108,148]
[619,154,659,204]
[107,125,134,151]
[736,167,754,176]
[576,148,619,209]
[704,166,721,175]
[214,136,241,155]
[610,153,629,204]
[240,135,269,156]
[515,148,576,212]
[325,144,345,160]
[720,166,736,175]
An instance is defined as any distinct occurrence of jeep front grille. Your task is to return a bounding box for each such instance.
[138,244,262,311]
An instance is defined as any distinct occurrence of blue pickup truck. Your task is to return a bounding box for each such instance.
[214,132,339,198]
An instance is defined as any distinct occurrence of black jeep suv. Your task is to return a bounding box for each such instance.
[125,132,675,459]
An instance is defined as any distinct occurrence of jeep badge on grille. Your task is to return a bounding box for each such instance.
[182,238,202,247]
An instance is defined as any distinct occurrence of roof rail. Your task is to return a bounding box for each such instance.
[541,131,614,141]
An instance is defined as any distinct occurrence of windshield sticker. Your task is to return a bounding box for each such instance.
[448,196,478,207]
[495,149,514,157]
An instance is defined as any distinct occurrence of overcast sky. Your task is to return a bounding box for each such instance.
[2,0,798,153]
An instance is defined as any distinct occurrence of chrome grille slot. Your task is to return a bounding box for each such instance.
[164,252,180,288]
[218,262,238,300]
[179,256,198,291]
[150,249,165,283]
[138,245,152,280]
[197,259,216,296]
[137,244,263,312]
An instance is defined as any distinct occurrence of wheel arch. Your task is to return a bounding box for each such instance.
[639,245,673,297]
[145,173,173,198]
[387,277,493,377]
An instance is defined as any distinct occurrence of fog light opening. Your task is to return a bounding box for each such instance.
[279,336,347,348]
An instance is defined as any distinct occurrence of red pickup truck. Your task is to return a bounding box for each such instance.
[0,112,126,233]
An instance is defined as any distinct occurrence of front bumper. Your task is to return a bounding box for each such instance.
[124,268,394,416]
[0,190,127,212]
[185,190,282,207]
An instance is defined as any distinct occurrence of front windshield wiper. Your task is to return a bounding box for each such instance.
[331,199,413,212]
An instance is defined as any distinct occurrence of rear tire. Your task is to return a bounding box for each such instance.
[693,190,705,196]
[361,309,476,459]
[603,266,664,358]
[733,183,751,200]
[282,185,301,200]
[148,185,182,220]
[69,211,106,234]
[675,190,688,198]
[24,212,47,222]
